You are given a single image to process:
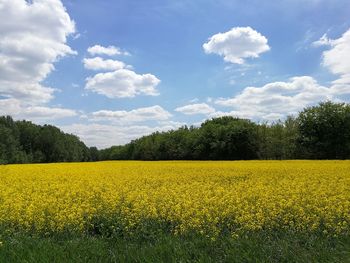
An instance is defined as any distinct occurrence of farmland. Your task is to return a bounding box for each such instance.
[0,161,349,262]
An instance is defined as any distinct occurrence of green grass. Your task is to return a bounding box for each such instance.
[1,231,349,263]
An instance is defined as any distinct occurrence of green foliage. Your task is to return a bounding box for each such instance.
[101,116,299,160]
[257,116,299,160]
[0,116,92,164]
[198,118,259,160]
[0,116,24,164]
[89,147,100,162]
[297,101,350,159]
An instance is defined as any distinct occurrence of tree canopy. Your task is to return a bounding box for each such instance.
[297,101,350,159]
[0,117,91,164]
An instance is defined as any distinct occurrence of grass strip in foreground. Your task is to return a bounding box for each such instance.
[0,231,349,263]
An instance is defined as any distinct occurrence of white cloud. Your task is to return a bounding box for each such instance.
[60,122,183,149]
[0,98,77,122]
[322,30,350,75]
[85,68,160,98]
[203,27,270,64]
[215,76,334,120]
[0,82,55,104]
[331,74,350,94]
[22,106,77,121]
[83,57,126,71]
[0,0,79,122]
[91,105,172,123]
[87,45,129,56]
[315,28,350,95]
[175,103,216,115]
[0,0,76,105]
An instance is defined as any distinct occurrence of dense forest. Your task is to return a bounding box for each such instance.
[1,101,350,164]
[0,117,93,164]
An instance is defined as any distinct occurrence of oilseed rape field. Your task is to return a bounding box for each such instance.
[0,160,349,239]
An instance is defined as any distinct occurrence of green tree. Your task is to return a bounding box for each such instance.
[89,147,100,161]
[297,101,350,159]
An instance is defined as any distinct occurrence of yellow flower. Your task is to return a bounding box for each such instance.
[0,160,349,237]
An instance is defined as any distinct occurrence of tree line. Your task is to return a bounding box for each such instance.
[1,101,350,164]
[100,101,350,160]
[0,116,93,164]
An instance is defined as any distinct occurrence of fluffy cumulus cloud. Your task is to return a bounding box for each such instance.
[84,44,160,98]
[203,27,270,64]
[83,57,126,71]
[87,45,129,56]
[60,122,183,149]
[215,76,334,120]
[0,0,75,103]
[318,29,350,95]
[175,103,215,115]
[91,105,171,123]
[85,68,160,98]
[0,0,77,120]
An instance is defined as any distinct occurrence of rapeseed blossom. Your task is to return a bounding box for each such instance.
[0,161,349,237]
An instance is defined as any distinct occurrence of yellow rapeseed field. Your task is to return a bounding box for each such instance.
[0,161,349,237]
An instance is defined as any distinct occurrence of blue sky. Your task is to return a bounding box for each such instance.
[0,0,350,148]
